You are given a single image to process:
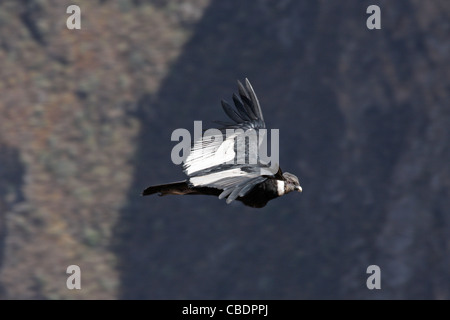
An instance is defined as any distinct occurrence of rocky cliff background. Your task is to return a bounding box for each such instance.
[0,0,449,299]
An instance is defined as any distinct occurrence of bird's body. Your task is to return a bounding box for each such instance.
[142,169,300,208]
[143,79,302,208]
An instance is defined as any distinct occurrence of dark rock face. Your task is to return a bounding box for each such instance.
[116,1,450,299]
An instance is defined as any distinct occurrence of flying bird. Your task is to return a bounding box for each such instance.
[143,79,302,208]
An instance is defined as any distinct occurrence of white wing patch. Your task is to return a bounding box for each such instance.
[184,132,238,176]
[189,168,247,186]
[190,165,277,187]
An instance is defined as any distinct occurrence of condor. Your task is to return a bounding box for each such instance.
[143,79,302,208]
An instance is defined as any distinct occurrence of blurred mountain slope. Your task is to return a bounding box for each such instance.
[0,0,209,299]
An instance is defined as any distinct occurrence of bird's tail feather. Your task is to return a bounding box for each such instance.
[142,180,192,196]
[142,180,222,197]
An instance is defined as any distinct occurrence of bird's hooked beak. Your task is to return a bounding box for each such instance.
[295,185,302,192]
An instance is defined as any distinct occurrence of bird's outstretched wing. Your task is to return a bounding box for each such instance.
[183,78,279,203]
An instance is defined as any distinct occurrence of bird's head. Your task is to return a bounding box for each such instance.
[282,172,302,194]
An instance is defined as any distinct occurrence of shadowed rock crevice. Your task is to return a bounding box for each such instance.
[19,0,46,46]
[0,144,25,299]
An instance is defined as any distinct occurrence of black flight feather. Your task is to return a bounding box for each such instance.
[221,99,243,123]
[245,78,264,122]
[232,93,252,121]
